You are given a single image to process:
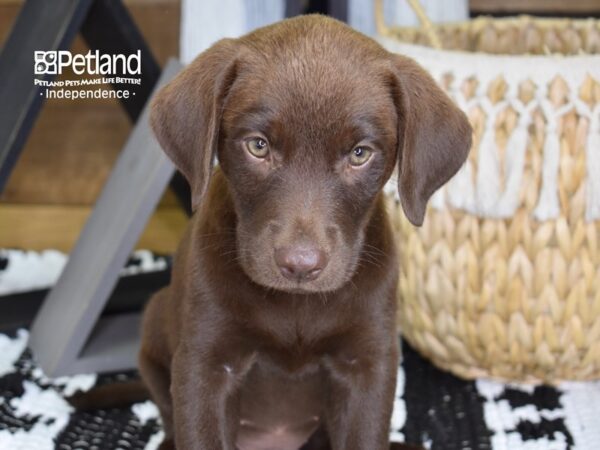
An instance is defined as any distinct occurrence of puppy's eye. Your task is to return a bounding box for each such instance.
[349,146,373,166]
[245,137,269,159]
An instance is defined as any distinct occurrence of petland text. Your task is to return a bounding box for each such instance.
[34,50,141,76]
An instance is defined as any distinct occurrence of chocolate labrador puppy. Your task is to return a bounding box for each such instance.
[143,14,471,450]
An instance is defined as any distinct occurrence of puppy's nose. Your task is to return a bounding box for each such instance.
[274,245,328,282]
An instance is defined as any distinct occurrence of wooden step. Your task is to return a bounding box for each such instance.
[0,204,187,252]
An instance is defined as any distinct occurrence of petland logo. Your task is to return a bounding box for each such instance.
[34,50,141,76]
[34,50,142,100]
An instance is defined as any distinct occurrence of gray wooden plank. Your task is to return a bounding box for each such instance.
[69,313,142,375]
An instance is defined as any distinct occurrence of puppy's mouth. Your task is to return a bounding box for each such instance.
[281,284,321,294]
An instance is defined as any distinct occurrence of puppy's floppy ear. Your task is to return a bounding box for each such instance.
[390,54,472,226]
[150,39,239,211]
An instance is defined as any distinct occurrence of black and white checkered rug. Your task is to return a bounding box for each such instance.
[0,249,599,450]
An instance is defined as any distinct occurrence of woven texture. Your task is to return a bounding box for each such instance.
[378,13,600,382]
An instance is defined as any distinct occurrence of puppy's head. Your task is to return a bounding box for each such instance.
[151,16,471,294]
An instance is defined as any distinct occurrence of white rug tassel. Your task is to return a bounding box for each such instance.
[534,103,561,221]
[476,115,502,216]
[447,161,476,212]
[497,114,531,216]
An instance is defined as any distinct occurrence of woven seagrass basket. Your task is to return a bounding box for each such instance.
[376,0,600,382]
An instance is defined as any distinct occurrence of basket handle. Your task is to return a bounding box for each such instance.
[374,0,443,49]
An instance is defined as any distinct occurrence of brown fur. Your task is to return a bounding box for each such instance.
[143,15,471,450]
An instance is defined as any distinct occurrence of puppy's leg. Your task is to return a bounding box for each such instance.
[322,338,399,450]
[139,351,174,439]
[170,339,254,450]
[140,289,175,441]
[139,351,175,450]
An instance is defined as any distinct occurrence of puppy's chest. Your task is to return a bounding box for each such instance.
[236,360,323,450]
[244,307,362,378]
[250,302,346,355]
